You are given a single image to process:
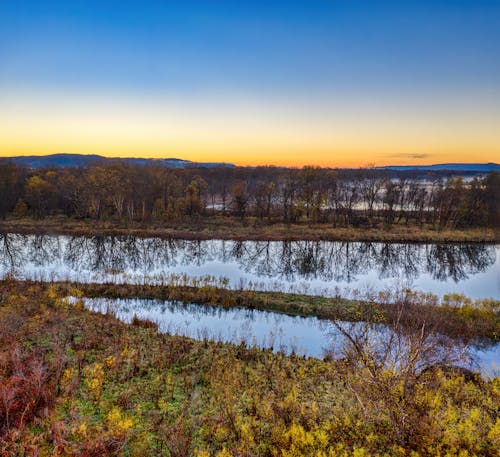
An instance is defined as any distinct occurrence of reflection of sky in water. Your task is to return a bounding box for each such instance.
[0,234,498,300]
[154,256,500,300]
[75,297,500,378]
[79,297,334,357]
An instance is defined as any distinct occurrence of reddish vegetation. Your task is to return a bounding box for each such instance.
[0,347,52,438]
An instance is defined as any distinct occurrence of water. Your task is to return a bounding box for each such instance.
[74,296,500,377]
[1,233,499,299]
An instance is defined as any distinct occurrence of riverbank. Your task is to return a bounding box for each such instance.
[5,279,499,342]
[0,216,497,243]
[1,281,499,456]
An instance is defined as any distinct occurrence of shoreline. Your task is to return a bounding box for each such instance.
[4,279,498,342]
[3,280,498,454]
[0,217,497,243]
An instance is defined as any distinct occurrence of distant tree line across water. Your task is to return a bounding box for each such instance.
[0,161,498,228]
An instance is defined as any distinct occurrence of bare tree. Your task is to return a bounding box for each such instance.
[328,289,470,447]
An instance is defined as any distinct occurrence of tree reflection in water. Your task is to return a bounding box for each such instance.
[0,233,497,296]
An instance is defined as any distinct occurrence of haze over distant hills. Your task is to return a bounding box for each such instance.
[2,154,235,169]
[382,163,499,172]
[1,154,498,172]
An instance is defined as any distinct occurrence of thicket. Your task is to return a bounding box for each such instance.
[1,161,498,229]
[1,280,499,456]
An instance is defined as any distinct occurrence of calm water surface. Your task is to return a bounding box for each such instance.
[1,233,498,299]
[76,296,500,377]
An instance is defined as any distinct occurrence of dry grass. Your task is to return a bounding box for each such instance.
[7,279,498,342]
[0,216,497,243]
[1,280,499,456]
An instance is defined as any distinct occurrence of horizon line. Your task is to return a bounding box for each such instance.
[2,152,498,169]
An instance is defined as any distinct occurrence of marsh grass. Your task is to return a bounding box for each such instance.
[0,280,499,456]
[4,278,498,343]
[0,216,497,243]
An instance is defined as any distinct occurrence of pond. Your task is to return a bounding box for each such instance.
[74,296,500,377]
[1,233,498,299]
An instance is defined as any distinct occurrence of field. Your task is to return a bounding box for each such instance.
[1,281,499,456]
[0,217,497,243]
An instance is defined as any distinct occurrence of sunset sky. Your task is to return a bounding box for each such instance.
[1,0,499,167]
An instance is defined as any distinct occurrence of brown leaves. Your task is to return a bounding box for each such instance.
[0,346,51,438]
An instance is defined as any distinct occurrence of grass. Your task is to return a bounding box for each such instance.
[1,281,499,456]
[0,215,497,242]
[7,279,499,342]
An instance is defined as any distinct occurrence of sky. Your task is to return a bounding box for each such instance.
[0,0,499,167]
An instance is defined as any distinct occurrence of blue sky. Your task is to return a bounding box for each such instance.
[1,0,499,165]
[2,0,499,93]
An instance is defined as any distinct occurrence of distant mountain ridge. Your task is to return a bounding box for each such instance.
[1,155,498,172]
[2,153,235,169]
[382,163,499,172]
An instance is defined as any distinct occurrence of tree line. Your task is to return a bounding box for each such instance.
[0,161,498,228]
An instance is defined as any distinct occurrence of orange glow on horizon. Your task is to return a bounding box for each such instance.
[1,149,497,169]
[1,90,499,167]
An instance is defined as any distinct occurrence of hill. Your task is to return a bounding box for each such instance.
[382,163,499,172]
[3,153,235,169]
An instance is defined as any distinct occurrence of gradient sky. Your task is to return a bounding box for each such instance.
[1,0,499,167]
